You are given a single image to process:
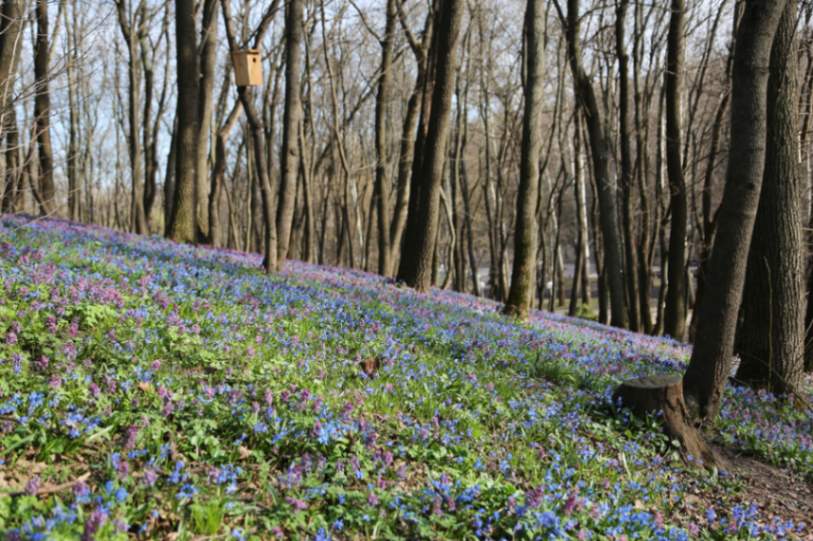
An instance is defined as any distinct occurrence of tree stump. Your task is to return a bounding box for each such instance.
[613,374,719,467]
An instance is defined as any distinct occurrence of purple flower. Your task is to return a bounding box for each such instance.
[286,497,308,510]
[563,492,579,515]
[82,508,107,541]
[143,469,158,487]
[73,481,91,503]
[24,476,40,496]
[124,425,139,451]
[12,353,23,374]
[34,355,49,371]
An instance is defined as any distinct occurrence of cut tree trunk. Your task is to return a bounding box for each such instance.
[614,375,719,467]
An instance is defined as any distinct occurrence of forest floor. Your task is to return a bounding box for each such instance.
[0,215,811,540]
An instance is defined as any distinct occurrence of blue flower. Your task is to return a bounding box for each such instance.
[176,483,198,500]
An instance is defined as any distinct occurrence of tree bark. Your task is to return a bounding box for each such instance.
[569,120,588,316]
[504,0,546,318]
[115,0,149,234]
[691,91,729,342]
[561,0,628,328]
[220,0,278,272]
[374,0,397,276]
[615,0,640,331]
[194,0,218,241]
[663,0,688,340]
[683,0,787,423]
[65,5,81,222]
[209,101,242,247]
[0,0,24,213]
[34,0,56,216]
[1,107,20,213]
[276,0,304,262]
[164,120,178,236]
[615,375,718,466]
[389,18,431,275]
[397,0,464,291]
[735,0,805,396]
[169,0,199,243]
[0,0,24,117]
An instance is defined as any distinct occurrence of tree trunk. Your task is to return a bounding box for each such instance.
[663,0,688,340]
[504,0,546,318]
[169,0,199,243]
[34,0,56,216]
[683,0,786,423]
[735,0,805,396]
[0,0,23,214]
[570,123,587,316]
[209,101,242,247]
[115,0,148,234]
[2,108,20,213]
[616,0,640,331]
[0,0,24,119]
[276,0,304,262]
[562,0,628,328]
[140,4,170,230]
[220,0,278,272]
[374,0,397,276]
[397,0,464,291]
[194,0,218,241]
[614,375,718,466]
[691,91,729,342]
[164,120,178,236]
[66,25,81,222]
[0,0,24,214]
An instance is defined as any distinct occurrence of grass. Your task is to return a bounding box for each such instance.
[0,215,810,540]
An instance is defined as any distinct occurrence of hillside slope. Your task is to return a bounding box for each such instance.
[0,216,811,540]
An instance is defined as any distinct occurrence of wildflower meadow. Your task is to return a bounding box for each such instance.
[0,216,810,540]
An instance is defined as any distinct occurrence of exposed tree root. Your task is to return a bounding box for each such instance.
[614,374,722,467]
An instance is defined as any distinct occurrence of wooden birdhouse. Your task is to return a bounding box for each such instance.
[231,49,262,86]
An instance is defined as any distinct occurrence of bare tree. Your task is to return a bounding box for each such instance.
[373,0,397,276]
[557,0,628,328]
[115,0,149,234]
[683,0,787,423]
[168,0,199,243]
[397,0,465,291]
[276,0,304,262]
[221,0,280,272]
[735,0,805,396]
[0,0,25,213]
[504,0,546,318]
[663,0,688,340]
[34,0,56,215]
[615,0,640,331]
[194,0,218,241]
